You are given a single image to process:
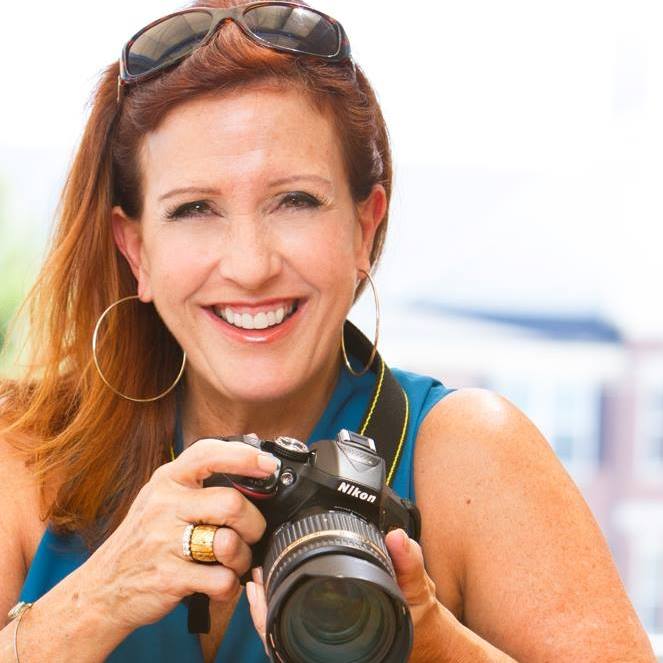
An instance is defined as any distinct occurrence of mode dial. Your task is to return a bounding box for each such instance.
[273,436,310,461]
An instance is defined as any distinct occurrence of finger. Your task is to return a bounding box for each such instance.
[253,572,270,657]
[252,566,263,585]
[177,485,267,545]
[211,527,253,576]
[385,529,437,609]
[179,562,241,604]
[247,571,268,653]
[165,438,279,487]
[251,567,269,653]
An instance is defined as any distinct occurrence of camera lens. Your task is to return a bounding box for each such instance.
[300,578,368,642]
[262,511,412,663]
[280,577,396,662]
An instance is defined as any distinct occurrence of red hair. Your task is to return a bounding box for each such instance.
[0,0,392,549]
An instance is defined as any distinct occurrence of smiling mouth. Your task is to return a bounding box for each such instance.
[211,300,300,330]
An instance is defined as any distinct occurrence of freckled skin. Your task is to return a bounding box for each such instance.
[112,85,385,440]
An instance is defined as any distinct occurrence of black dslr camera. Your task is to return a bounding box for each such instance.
[203,429,421,663]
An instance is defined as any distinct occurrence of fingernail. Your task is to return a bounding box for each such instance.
[399,529,410,553]
[257,453,278,473]
[246,581,255,602]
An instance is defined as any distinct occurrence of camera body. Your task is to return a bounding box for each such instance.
[202,429,421,663]
[203,429,421,572]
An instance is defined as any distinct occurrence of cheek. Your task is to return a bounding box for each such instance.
[143,229,214,302]
[280,215,359,285]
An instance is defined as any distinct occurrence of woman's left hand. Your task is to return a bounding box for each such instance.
[246,528,512,662]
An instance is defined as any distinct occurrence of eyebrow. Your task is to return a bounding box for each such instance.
[157,175,332,203]
[158,186,221,203]
[268,175,333,189]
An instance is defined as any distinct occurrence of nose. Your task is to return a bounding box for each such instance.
[217,215,283,290]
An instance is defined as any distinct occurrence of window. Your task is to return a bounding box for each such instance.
[632,544,663,635]
[551,383,601,473]
[636,385,663,478]
[643,390,663,467]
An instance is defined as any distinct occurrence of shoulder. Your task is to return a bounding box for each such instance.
[412,386,576,558]
[0,415,40,503]
[0,416,47,569]
[412,388,652,660]
[412,386,566,541]
[0,417,45,615]
[415,386,553,464]
[413,386,574,524]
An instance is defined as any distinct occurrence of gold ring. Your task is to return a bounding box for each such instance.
[190,524,219,563]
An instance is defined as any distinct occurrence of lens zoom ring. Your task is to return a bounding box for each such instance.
[264,511,394,599]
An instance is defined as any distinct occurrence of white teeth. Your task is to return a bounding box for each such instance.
[214,301,298,330]
[254,312,268,329]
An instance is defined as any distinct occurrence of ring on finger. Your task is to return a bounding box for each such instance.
[184,523,220,563]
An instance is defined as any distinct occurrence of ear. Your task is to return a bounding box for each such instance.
[111,205,153,302]
[354,184,387,274]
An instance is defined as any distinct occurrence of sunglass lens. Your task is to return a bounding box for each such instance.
[243,6,340,57]
[126,11,213,77]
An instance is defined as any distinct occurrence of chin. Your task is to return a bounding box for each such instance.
[233,377,294,403]
[202,358,311,404]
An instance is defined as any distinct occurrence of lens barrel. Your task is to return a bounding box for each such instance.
[262,510,413,663]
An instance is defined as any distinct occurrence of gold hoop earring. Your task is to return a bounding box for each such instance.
[341,269,380,377]
[92,295,186,403]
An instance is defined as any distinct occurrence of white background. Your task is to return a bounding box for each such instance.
[1,1,662,338]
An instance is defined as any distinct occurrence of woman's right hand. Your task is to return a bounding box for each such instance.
[80,437,279,634]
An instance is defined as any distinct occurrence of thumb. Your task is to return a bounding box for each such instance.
[385,528,436,608]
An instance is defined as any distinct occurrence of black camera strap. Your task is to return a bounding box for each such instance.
[344,320,410,487]
[185,321,409,634]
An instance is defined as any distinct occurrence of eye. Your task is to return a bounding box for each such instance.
[279,191,324,210]
[165,200,214,220]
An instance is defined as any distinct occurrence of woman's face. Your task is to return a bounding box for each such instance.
[113,85,385,403]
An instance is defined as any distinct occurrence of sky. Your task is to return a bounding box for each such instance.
[1,0,662,338]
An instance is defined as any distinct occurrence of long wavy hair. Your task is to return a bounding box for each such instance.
[0,0,392,550]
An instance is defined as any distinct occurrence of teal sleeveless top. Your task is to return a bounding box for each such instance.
[19,366,453,661]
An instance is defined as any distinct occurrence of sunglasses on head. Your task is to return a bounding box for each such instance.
[118,2,352,101]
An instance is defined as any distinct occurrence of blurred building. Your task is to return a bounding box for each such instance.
[378,301,663,656]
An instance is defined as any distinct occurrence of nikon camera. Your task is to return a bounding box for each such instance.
[203,429,421,663]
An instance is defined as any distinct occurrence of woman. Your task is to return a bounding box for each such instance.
[0,1,654,661]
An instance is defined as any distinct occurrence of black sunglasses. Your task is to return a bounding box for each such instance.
[118,2,352,101]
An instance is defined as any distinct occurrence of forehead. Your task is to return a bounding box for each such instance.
[139,84,345,196]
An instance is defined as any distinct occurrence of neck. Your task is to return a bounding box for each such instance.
[180,353,341,450]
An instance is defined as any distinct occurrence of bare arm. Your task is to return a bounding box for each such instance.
[0,567,134,663]
[0,434,132,662]
[414,388,654,662]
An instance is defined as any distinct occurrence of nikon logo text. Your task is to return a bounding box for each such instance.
[337,481,377,503]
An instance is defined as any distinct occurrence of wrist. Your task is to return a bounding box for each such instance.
[410,600,456,662]
[444,613,519,663]
[71,557,135,641]
[15,565,133,663]
[412,601,517,663]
